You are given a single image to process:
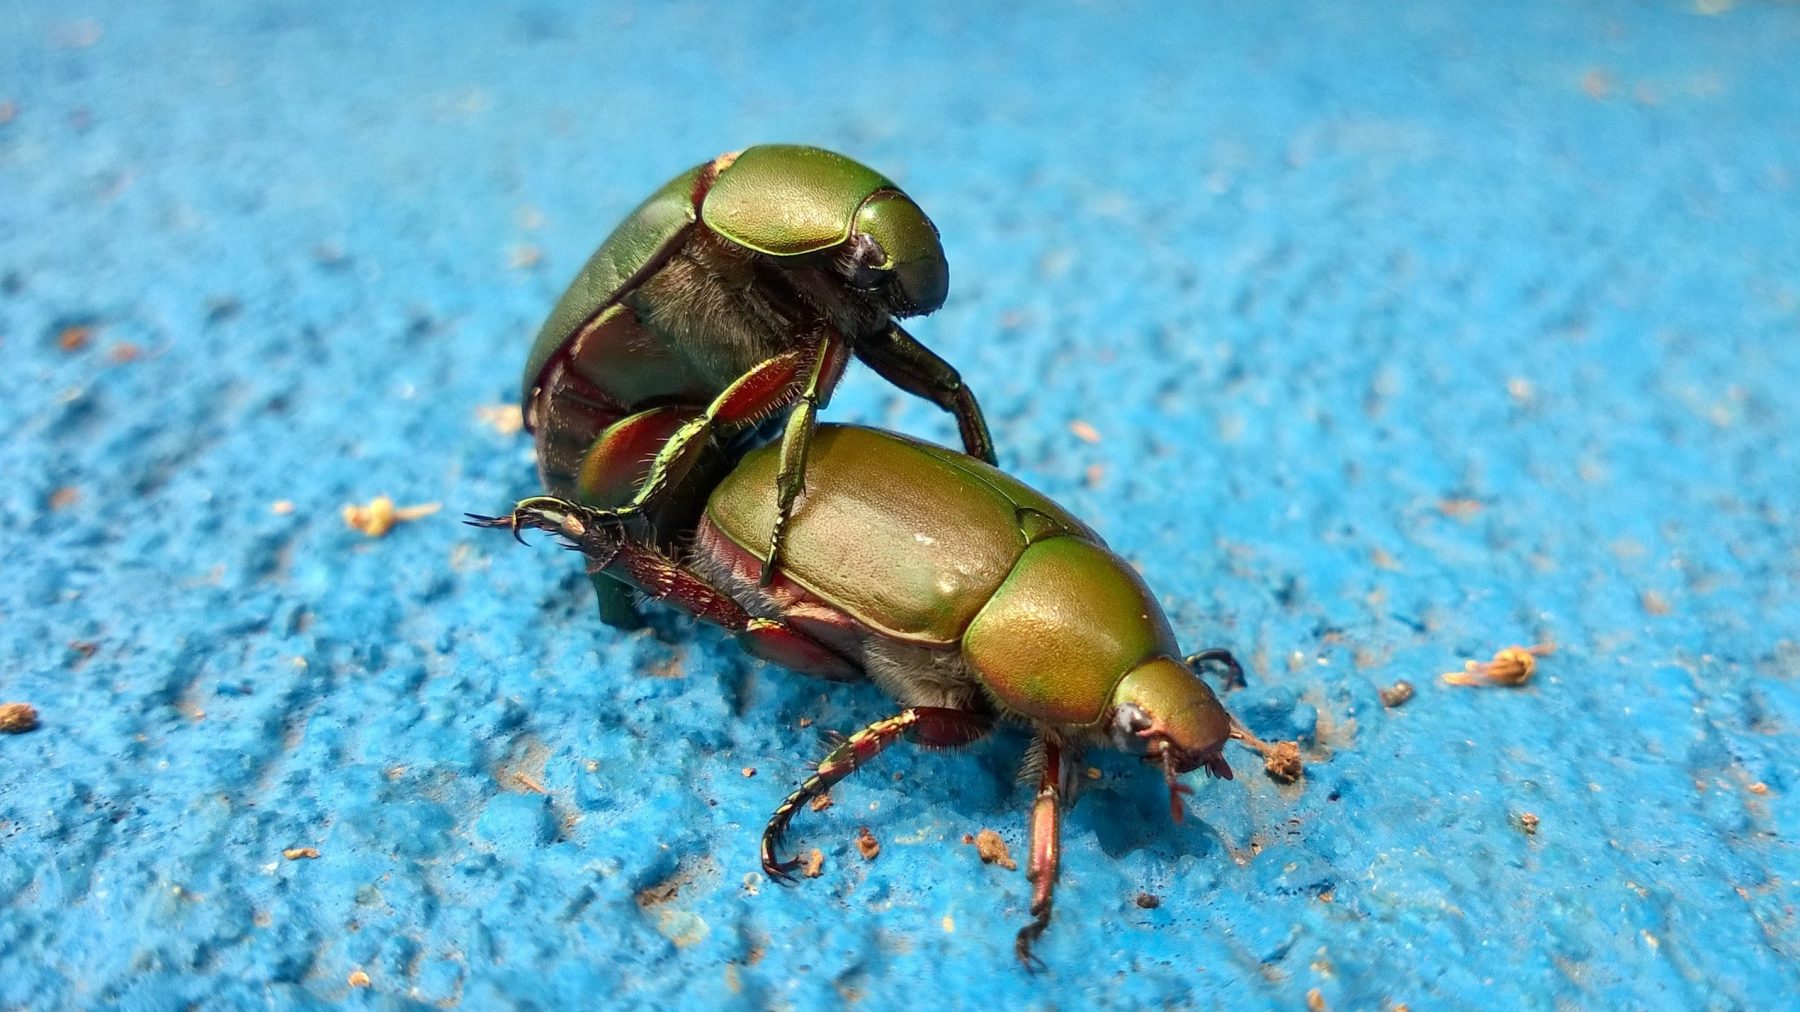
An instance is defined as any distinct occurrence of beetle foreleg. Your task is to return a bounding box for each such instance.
[762,332,852,585]
[761,706,992,882]
[853,322,997,464]
[1016,735,1071,972]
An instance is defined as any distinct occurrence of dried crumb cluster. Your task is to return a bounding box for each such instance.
[0,702,39,734]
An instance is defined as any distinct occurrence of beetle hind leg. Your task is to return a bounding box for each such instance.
[1015,735,1072,971]
[762,706,993,883]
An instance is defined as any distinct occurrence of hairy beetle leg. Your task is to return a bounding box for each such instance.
[1016,735,1072,972]
[762,706,993,884]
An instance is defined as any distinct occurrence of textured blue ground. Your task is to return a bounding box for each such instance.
[4,1,1799,1008]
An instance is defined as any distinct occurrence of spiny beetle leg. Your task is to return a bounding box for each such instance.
[1185,647,1246,691]
[761,706,993,883]
[761,333,851,585]
[1016,735,1071,972]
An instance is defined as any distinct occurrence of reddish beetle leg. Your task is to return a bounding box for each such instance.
[761,706,993,882]
[1016,735,1072,971]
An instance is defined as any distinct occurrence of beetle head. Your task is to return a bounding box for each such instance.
[841,190,948,317]
[1109,656,1233,819]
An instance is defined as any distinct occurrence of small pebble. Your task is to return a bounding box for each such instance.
[973,829,1017,870]
[1135,893,1160,909]
[347,970,371,988]
[0,702,39,734]
[1379,681,1414,707]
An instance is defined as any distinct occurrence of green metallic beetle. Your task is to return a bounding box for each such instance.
[472,425,1265,967]
[523,145,995,628]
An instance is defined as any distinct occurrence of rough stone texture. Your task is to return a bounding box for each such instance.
[3,2,1798,1008]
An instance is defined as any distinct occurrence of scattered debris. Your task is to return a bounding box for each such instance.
[741,767,755,778]
[855,826,880,861]
[1437,498,1483,520]
[808,792,833,812]
[1084,766,1102,781]
[1229,722,1305,783]
[0,702,39,734]
[1442,643,1554,688]
[56,325,92,352]
[510,772,547,794]
[1135,893,1160,909]
[1517,812,1540,836]
[973,829,1017,870]
[347,969,371,989]
[67,640,99,661]
[1069,420,1102,444]
[1640,591,1672,616]
[47,487,80,511]
[1306,987,1327,1012]
[474,404,524,435]
[797,716,813,728]
[802,848,825,878]
[1748,782,1769,795]
[108,342,141,363]
[1379,681,1415,708]
[271,500,296,515]
[283,847,320,860]
[1261,741,1304,784]
[341,496,440,537]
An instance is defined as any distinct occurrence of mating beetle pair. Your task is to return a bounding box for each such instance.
[519,144,992,628]
[478,146,1258,966]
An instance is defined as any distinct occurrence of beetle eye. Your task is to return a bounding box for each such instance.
[842,233,890,291]
[1109,703,1154,751]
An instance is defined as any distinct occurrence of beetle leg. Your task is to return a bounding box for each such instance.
[762,332,853,585]
[853,322,997,464]
[761,706,993,882]
[1184,647,1246,690]
[1016,734,1071,971]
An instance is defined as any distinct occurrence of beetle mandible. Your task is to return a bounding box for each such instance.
[522,145,995,628]
[473,425,1261,967]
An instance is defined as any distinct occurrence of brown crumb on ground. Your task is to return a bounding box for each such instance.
[57,325,92,352]
[802,848,825,878]
[474,404,524,435]
[1135,893,1160,909]
[1748,782,1769,795]
[0,702,40,733]
[855,826,880,861]
[68,640,99,660]
[107,342,141,363]
[1263,741,1304,784]
[1442,643,1554,688]
[797,716,813,728]
[510,772,547,794]
[973,829,1017,870]
[809,792,832,812]
[48,487,80,511]
[342,496,441,537]
[1069,420,1102,444]
[1085,766,1102,780]
[271,500,296,515]
[741,767,755,778]
[1379,681,1415,707]
[347,970,371,988]
[1517,812,1540,836]
[1640,591,1672,616]
[1306,987,1327,1012]
[283,847,320,860]
[1437,498,1483,520]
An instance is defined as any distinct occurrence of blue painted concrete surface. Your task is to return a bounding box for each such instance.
[3,2,1799,1008]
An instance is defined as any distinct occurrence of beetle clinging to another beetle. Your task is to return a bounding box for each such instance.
[477,146,1283,967]
[520,144,994,628]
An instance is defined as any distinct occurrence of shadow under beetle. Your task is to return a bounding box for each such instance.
[472,425,1260,968]
[521,145,995,628]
